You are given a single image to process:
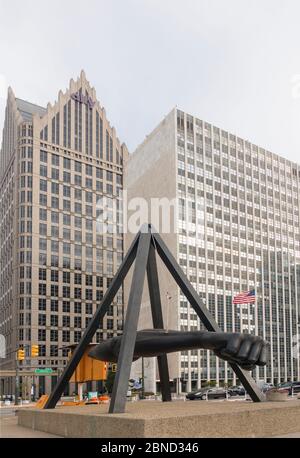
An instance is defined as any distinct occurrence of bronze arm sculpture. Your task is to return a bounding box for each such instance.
[89,329,268,371]
[45,227,268,410]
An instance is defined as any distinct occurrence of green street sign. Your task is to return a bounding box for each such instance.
[35,368,53,374]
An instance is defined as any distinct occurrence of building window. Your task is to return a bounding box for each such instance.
[74,316,82,328]
[40,150,48,163]
[38,329,46,341]
[75,161,82,173]
[63,157,71,169]
[40,165,47,177]
[62,301,70,313]
[62,330,70,342]
[52,154,59,166]
[50,330,58,342]
[38,314,46,326]
[63,171,70,183]
[86,164,93,176]
[51,300,58,312]
[74,331,81,342]
[74,302,81,313]
[86,303,93,315]
[39,298,46,311]
[50,315,58,327]
[39,283,47,295]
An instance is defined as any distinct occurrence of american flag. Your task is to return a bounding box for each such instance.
[233,289,256,304]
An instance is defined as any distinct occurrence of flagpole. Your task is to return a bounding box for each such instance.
[166,292,171,332]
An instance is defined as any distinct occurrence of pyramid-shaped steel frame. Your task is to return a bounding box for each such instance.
[45,224,265,413]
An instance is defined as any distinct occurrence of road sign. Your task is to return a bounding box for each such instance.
[35,368,53,374]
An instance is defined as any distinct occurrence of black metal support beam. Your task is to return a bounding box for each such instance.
[152,230,265,403]
[45,223,265,412]
[109,230,152,413]
[147,239,172,402]
[44,233,140,409]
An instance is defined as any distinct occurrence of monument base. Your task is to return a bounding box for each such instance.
[17,400,300,438]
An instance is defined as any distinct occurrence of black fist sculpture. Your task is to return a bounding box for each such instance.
[89,329,268,371]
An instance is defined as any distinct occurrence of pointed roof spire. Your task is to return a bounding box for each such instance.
[80,69,86,81]
[7,86,15,98]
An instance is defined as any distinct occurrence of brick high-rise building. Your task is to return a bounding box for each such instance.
[0,71,128,396]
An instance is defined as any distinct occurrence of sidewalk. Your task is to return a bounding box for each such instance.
[0,402,35,409]
[1,416,61,438]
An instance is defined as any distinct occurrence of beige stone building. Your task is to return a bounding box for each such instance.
[0,71,128,396]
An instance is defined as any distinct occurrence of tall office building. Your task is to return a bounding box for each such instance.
[0,71,128,395]
[125,108,300,392]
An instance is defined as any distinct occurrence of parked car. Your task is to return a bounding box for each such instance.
[277,381,300,396]
[260,383,274,393]
[3,395,14,402]
[186,387,229,401]
[227,386,246,397]
[2,395,14,406]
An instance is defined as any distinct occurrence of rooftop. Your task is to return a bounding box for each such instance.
[15,98,46,121]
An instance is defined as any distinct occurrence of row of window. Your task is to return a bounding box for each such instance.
[176,112,300,179]
[36,298,120,314]
[40,150,121,181]
[39,165,118,194]
[18,328,118,345]
[34,314,115,329]
[177,144,299,183]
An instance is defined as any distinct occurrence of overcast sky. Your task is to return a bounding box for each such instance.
[1,0,300,164]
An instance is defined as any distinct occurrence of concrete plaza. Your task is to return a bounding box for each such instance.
[1,416,60,438]
[16,399,300,438]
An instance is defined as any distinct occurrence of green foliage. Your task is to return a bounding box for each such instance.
[202,380,217,388]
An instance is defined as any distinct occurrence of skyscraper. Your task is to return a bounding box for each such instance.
[125,108,300,392]
[0,71,128,396]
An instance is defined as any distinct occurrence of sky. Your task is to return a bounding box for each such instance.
[0,0,300,164]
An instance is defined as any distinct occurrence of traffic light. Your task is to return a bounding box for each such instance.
[17,348,25,360]
[111,363,117,373]
[31,345,39,357]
